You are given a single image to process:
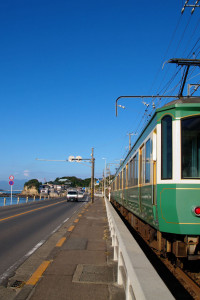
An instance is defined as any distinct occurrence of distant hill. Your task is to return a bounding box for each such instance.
[0,179,26,191]
[0,176,95,191]
[48,176,93,187]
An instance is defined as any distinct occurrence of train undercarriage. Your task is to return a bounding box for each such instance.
[111,200,200,261]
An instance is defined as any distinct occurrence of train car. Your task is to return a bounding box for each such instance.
[110,97,200,260]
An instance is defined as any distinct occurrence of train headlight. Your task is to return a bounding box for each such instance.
[194,207,200,217]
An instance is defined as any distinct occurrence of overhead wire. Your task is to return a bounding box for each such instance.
[153,13,192,102]
[127,12,184,146]
[182,16,200,57]
[149,14,183,95]
[145,13,198,122]
[119,7,199,160]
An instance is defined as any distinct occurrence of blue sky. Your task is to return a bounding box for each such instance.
[0,0,200,183]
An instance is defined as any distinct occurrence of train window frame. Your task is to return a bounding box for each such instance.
[131,157,134,186]
[139,145,145,185]
[128,159,132,187]
[122,168,126,189]
[126,163,129,187]
[145,139,151,183]
[161,115,173,180]
[118,174,120,189]
[181,115,200,179]
[133,153,139,186]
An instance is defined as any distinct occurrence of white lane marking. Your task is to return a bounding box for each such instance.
[25,240,45,257]
[0,261,18,281]
[51,224,62,235]
[63,217,69,224]
[0,204,85,284]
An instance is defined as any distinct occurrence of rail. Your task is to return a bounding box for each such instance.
[104,197,175,300]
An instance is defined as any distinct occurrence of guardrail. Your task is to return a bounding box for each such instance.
[0,195,50,207]
[104,197,174,300]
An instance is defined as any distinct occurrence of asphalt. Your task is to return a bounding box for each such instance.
[6,196,125,300]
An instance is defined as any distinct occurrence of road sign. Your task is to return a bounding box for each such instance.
[9,175,14,180]
[76,156,82,162]
[9,181,14,186]
[68,156,75,162]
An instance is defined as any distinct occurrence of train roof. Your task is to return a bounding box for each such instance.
[162,96,200,107]
[113,96,200,179]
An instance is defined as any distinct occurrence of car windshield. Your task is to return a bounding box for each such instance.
[68,191,77,195]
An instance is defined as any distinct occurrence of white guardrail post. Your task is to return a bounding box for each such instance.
[104,197,175,300]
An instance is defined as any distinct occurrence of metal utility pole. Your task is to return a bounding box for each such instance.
[127,133,133,151]
[127,133,137,151]
[91,148,95,203]
[102,158,107,198]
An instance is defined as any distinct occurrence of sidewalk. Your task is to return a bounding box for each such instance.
[16,197,125,300]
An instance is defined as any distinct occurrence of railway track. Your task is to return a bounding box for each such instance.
[159,256,200,300]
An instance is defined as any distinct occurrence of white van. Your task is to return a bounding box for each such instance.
[67,190,78,202]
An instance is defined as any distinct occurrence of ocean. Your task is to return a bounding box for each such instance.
[0,191,42,207]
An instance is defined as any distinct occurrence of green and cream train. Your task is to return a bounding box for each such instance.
[110,98,200,260]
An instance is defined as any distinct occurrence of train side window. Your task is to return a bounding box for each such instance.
[126,164,129,187]
[128,160,132,186]
[123,168,126,188]
[131,158,134,186]
[117,175,120,190]
[145,139,151,183]
[140,146,145,184]
[134,153,138,185]
[161,115,172,179]
[182,116,200,178]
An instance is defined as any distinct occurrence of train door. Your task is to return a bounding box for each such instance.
[139,144,145,211]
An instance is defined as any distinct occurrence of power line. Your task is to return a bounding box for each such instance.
[149,14,183,95]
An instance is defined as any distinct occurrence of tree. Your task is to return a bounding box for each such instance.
[24,179,41,191]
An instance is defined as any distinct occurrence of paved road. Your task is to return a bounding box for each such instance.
[0,197,88,284]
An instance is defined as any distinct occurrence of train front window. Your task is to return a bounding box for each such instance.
[182,116,200,178]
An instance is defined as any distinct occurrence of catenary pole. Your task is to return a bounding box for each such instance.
[91,148,95,203]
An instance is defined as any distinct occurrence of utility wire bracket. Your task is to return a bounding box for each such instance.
[181,0,200,14]
[167,58,200,97]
